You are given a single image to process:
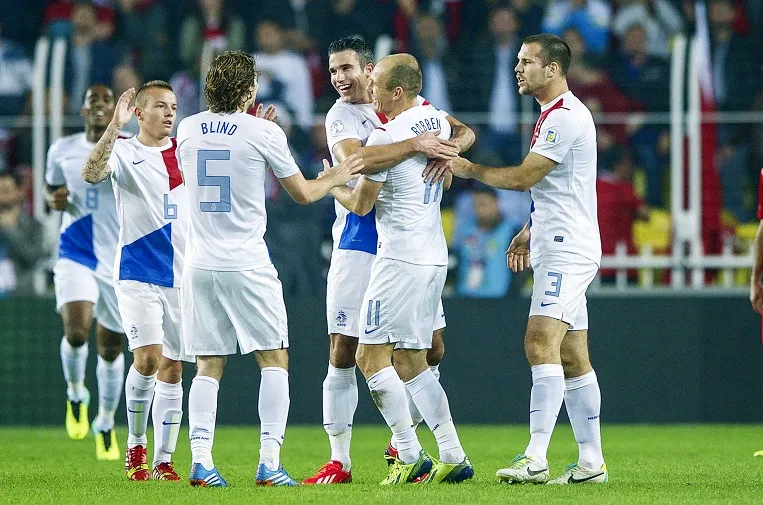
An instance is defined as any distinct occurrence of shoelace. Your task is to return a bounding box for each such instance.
[126,446,146,467]
[316,461,343,476]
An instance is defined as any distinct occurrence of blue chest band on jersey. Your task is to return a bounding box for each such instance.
[58,214,97,270]
[338,209,378,255]
[118,223,175,287]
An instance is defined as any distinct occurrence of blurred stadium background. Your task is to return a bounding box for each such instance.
[0,0,761,427]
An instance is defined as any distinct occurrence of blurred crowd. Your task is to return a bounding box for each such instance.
[0,0,761,298]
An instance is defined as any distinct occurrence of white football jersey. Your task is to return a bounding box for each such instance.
[176,111,300,271]
[108,136,188,287]
[365,103,451,266]
[45,132,119,281]
[528,90,601,265]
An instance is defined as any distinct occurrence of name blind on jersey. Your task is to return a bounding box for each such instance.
[200,121,238,136]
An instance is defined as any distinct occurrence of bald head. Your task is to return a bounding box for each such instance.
[376,53,422,98]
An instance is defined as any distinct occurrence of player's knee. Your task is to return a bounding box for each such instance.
[97,344,122,362]
[524,336,556,365]
[133,349,161,376]
[329,334,357,368]
[65,327,90,348]
[158,358,183,383]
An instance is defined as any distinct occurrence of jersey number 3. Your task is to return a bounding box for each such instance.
[197,149,231,213]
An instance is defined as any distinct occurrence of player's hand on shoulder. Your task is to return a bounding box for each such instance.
[415,131,459,160]
[505,227,531,273]
[322,156,364,185]
[47,186,69,211]
[422,159,452,184]
[255,103,278,123]
[111,88,136,129]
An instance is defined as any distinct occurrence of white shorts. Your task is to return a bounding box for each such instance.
[53,258,123,333]
[327,249,446,336]
[359,257,447,350]
[529,252,598,330]
[182,265,289,356]
[115,280,191,362]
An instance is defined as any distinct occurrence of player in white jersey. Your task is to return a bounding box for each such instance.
[330,54,473,485]
[450,34,606,485]
[176,51,363,488]
[83,81,190,482]
[305,37,475,485]
[45,84,125,460]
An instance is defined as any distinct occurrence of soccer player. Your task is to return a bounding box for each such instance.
[82,81,190,482]
[304,37,475,485]
[176,51,363,488]
[330,53,473,485]
[45,84,125,460]
[448,34,607,485]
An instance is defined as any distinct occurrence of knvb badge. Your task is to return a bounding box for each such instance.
[335,310,347,327]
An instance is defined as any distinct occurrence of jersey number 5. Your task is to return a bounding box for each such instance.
[197,149,231,212]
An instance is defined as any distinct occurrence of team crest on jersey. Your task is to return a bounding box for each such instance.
[544,129,559,144]
[330,120,344,137]
[335,310,347,327]
[129,325,138,339]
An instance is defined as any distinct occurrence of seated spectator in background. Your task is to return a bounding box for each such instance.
[596,146,649,281]
[453,185,518,298]
[0,22,33,116]
[66,1,118,114]
[411,14,456,112]
[467,6,523,165]
[543,0,611,54]
[115,0,173,80]
[611,22,670,207]
[43,0,115,40]
[613,0,684,58]
[179,0,245,70]
[0,169,46,297]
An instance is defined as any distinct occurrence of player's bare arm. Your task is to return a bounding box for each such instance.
[750,220,763,314]
[82,88,135,183]
[451,152,557,192]
[45,185,69,211]
[505,220,531,273]
[279,155,364,205]
[330,176,383,217]
[421,115,474,183]
[446,115,475,153]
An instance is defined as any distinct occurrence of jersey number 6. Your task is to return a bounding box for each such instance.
[197,149,232,213]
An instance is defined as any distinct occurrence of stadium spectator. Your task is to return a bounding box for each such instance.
[611,22,670,207]
[178,0,245,70]
[66,1,119,114]
[114,0,173,80]
[43,0,116,41]
[542,0,611,54]
[0,169,46,297]
[612,0,685,58]
[452,185,518,298]
[410,14,455,113]
[0,23,33,116]
[309,0,392,56]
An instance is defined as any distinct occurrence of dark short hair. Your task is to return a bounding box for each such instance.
[204,51,257,113]
[135,80,173,108]
[523,33,571,76]
[328,37,374,67]
[385,61,422,98]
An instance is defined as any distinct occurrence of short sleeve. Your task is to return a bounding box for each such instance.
[264,125,301,179]
[364,128,394,182]
[530,110,576,163]
[325,104,363,153]
[44,141,65,186]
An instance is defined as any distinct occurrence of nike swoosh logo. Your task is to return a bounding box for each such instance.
[540,302,556,307]
[162,421,180,425]
[362,120,368,125]
[529,409,541,414]
[127,409,141,413]
[527,467,548,476]
[569,472,604,483]
[364,328,378,334]
[132,160,145,165]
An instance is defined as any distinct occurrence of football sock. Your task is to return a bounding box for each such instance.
[125,365,156,448]
[94,353,124,432]
[259,367,290,471]
[406,368,465,464]
[189,376,219,470]
[525,364,564,463]
[429,364,440,380]
[322,364,357,470]
[152,380,183,466]
[60,336,88,402]
[564,370,604,469]
[367,366,421,464]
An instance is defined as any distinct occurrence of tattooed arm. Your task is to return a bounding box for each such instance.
[82,88,136,183]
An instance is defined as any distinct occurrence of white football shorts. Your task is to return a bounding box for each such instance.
[182,265,288,356]
[359,257,447,349]
[114,279,191,361]
[53,258,123,333]
[327,249,446,337]
[529,252,599,330]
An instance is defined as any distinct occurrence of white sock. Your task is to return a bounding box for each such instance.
[525,364,564,463]
[322,364,357,470]
[94,353,125,432]
[125,365,157,447]
[404,364,443,429]
[60,336,88,402]
[152,380,183,466]
[259,367,290,471]
[406,369,465,464]
[564,370,604,469]
[367,366,421,464]
[189,376,219,470]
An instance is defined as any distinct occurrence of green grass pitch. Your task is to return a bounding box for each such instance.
[1,424,762,504]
